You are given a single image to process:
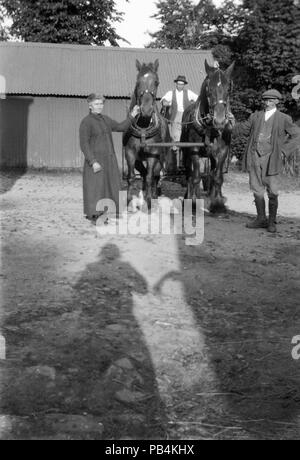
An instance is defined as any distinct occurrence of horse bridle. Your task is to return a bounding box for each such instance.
[130,86,161,139]
[205,70,230,119]
[136,86,158,108]
[135,80,158,121]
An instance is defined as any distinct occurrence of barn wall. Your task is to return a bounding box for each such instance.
[0,96,128,170]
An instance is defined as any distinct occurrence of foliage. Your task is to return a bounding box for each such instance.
[0,0,128,45]
[149,0,300,169]
[147,0,197,49]
[232,0,300,166]
[0,4,9,40]
[149,0,299,115]
[234,0,300,115]
[148,0,244,63]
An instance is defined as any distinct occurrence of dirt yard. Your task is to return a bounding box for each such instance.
[0,168,300,440]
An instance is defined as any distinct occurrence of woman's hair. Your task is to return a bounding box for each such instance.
[87,93,105,103]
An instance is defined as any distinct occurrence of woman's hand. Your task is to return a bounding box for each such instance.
[130,105,140,119]
[92,161,102,173]
[162,99,171,107]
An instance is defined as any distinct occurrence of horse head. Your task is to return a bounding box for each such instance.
[134,59,159,118]
[202,59,234,130]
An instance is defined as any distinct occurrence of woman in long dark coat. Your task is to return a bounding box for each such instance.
[79,93,139,222]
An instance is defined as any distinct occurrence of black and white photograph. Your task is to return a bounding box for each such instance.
[0,0,300,442]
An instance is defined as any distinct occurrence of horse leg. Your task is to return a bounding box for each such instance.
[165,146,177,174]
[191,152,201,203]
[152,158,162,199]
[125,146,138,202]
[183,149,193,199]
[135,160,147,192]
[209,147,228,213]
[144,167,153,208]
[144,154,159,207]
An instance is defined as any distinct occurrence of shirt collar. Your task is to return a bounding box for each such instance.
[264,107,277,120]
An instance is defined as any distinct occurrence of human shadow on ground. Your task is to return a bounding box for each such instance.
[1,242,167,440]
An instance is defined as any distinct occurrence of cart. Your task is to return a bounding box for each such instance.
[122,141,212,192]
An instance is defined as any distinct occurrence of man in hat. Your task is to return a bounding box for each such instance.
[161,76,198,166]
[233,89,300,233]
[79,93,139,223]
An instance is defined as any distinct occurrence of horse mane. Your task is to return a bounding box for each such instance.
[199,76,210,116]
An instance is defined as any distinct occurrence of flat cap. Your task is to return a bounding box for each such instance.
[87,93,105,103]
[262,89,282,100]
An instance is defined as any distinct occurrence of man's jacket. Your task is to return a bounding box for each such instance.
[234,110,300,175]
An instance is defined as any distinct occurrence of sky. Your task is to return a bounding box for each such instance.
[115,0,224,48]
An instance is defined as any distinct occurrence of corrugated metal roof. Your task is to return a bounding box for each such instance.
[0,42,213,98]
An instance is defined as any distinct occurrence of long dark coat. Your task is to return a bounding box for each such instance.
[79,113,132,218]
[234,110,300,175]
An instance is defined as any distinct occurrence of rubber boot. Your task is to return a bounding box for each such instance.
[267,194,278,233]
[246,195,268,229]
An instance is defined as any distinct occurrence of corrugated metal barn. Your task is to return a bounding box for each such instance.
[0,42,213,170]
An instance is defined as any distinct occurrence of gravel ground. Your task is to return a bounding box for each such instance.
[0,168,300,440]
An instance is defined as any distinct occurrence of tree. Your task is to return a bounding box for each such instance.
[148,0,299,167]
[149,0,299,111]
[231,0,300,168]
[0,0,129,45]
[147,0,196,49]
[0,4,9,40]
[148,0,244,60]
[234,0,300,114]
[188,0,245,68]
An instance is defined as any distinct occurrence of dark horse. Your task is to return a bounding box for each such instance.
[123,59,171,207]
[181,59,235,213]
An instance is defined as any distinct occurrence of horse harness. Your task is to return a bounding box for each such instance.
[129,86,162,141]
[204,69,232,121]
[129,109,162,141]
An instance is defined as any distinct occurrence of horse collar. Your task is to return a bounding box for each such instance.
[130,111,161,139]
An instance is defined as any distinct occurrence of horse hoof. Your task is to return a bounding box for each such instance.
[209,203,227,214]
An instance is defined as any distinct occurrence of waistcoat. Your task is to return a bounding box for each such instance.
[256,115,275,156]
[170,89,190,122]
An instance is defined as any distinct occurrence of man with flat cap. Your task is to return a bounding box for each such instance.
[79,94,139,223]
[161,76,198,166]
[234,89,300,233]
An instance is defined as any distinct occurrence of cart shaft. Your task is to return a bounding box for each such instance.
[142,142,204,148]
